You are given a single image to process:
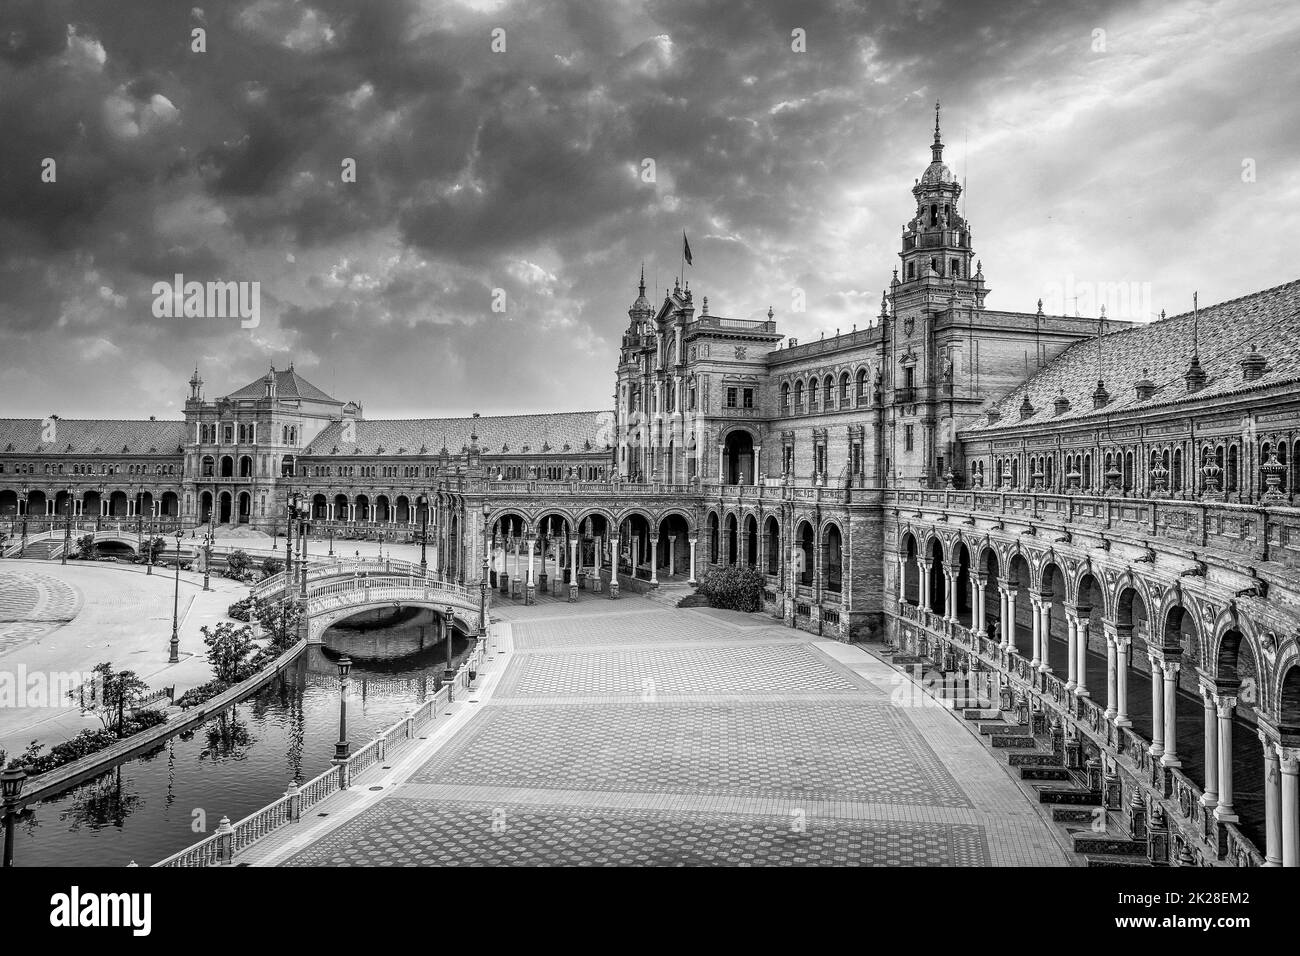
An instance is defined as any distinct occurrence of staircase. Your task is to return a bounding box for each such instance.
[645,581,695,609]
[891,649,1151,867]
[7,537,64,560]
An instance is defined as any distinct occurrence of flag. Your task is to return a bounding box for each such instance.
[683,231,693,266]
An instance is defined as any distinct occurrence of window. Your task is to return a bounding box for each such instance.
[782,383,790,409]
[905,425,914,452]
[950,259,960,277]
[809,378,819,408]
[742,388,754,409]
[726,387,738,408]
[688,382,697,410]
[907,262,915,280]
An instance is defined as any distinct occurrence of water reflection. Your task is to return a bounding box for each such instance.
[8,605,473,867]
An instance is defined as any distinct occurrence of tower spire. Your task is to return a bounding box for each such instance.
[932,99,943,162]
[639,262,646,297]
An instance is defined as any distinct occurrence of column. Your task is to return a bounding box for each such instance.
[1075,618,1090,696]
[1148,655,1164,758]
[973,577,987,637]
[1038,599,1053,674]
[1029,597,1041,668]
[897,556,907,607]
[1261,734,1281,866]
[667,535,677,577]
[525,535,536,604]
[327,502,334,521]
[1200,687,1219,807]
[1160,661,1181,767]
[1064,613,1078,691]
[1279,747,1299,867]
[568,536,579,602]
[649,534,659,586]
[946,567,958,623]
[1213,695,1237,822]
[687,537,697,585]
[1103,628,1117,718]
[608,535,620,598]
[1003,588,1016,652]
[718,445,725,483]
[753,445,762,484]
[1114,628,1132,726]
[920,560,932,612]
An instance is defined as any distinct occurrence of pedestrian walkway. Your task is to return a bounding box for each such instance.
[266,597,1071,866]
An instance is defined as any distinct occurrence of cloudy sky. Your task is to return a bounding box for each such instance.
[1,0,1297,420]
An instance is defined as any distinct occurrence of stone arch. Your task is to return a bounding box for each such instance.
[794,518,815,587]
[652,506,697,534]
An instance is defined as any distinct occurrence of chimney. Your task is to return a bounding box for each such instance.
[1018,393,1035,420]
[1053,391,1070,416]
[1092,379,1110,409]
[1134,369,1155,401]
[1240,345,1266,382]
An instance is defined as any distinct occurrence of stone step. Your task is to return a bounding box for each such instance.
[990,734,1037,748]
[978,722,1028,736]
[890,654,925,666]
[1052,806,1102,824]
[1037,786,1103,805]
[962,708,1002,721]
[1072,833,1147,856]
[1007,751,1061,767]
[1085,854,1150,868]
[1019,765,1074,782]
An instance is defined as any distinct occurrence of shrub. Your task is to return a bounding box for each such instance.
[227,596,254,621]
[74,534,98,561]
[224,549,251,577]
[695,564,766,613]
[261,556,284,577]
[176,679,230,709]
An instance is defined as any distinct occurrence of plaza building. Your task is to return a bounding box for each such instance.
[1,107,1297,867]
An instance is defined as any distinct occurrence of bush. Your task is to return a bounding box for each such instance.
[16,709,169,774]
[224,549,251,578]
[200,621,258,684]
[695,564,766,612]
[261,556,284,577]
[176,679,230,709]
[227,596,255,622]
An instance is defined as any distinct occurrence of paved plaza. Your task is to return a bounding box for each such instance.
[280,596,1073,867]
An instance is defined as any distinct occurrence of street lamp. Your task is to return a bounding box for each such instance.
[480,501,490,635]
[61,491,72,566]
[202,530,212,592]
[1,765,28,868]
[169,528,183,663]
[334,655,352,760]
[443,604,455,680]
[418,495,428,575]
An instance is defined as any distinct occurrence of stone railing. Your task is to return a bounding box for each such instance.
[251,557,439,601]
[890,603,1266,867]
[154,638,489,867]
[888,489,1300,568]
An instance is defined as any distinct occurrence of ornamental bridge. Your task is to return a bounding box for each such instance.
[253,557,485,643]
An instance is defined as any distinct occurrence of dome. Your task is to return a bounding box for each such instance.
[920,160,954,185]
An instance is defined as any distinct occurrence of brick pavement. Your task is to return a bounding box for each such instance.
[279,594,1071,866]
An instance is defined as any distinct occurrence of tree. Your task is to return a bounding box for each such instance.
[74,534,98,561]
[200,621,257,685]
[254,597,304,650]
[225,548,251,577]
[71,663,150,738]
[144,536,166,562]
[260,556,284,577]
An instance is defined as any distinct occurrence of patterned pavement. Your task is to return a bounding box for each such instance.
[283,596,1071,867]
[0,568,81,654]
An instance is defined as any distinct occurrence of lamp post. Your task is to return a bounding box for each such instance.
[62,491,72,565]
[202,530,212,592]
[334,655,352,760]
[418,495,428,575]
[328,522,334,558]
[1,765,28,868]
[443,604,455,680]
[169,528,183,662]
[480,501,490,635]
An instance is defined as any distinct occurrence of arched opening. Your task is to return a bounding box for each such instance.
[764,516,780,576]
[395,495,411,524]
[658,513,692,579]
[796,521,814,587]
[237,491,251,524]
[220,455,234,478]
[1006,554,1032,657]
[199,491,213,524]
[108,490,128,517]
[823,524,843,593]
[375,494,391,523]
[312,493,328,520]
[334,493,350,522]
[620,513,654,580]
[744,514,758,567]
[160,491,178,518]
[707,512,720,564]
[725,513,738,564]
[953,541,972,626]
[1040,562,1067,674]
[534,513,574,592]
[901,531,920,606]
[218,491,232,524]
[1076,573,1106,695]
[239,455,253,478]
[1215,628,1265,851]
[724,430,756,485]
[978,548,1000,637]
[83,490,102,518]
[927,538,945,616]
[355,494,370,522]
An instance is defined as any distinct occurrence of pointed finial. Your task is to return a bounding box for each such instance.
[767,305,774,320]
[638,262,645,297]
[934,100,941,141]
[1036,298,1043,315]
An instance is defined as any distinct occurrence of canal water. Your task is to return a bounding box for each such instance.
[7,608,475,867]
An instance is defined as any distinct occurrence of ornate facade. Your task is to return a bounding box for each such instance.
[2,106,1297,866]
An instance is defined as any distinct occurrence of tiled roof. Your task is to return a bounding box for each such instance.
[962,279,1300,434]
[0,419,187,454]
[304,411,611,457]
[222,366,339,404]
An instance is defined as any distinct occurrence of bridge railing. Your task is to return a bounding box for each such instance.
[154,638,489,867]
[250,557,439,601]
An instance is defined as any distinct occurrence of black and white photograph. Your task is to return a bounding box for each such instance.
[0,0,1293,932]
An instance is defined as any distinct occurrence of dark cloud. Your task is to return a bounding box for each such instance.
[0,0,1297,418]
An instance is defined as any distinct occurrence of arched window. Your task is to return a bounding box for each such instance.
[856,368,868,403]
[794,381,804,408]
[781,383,791,409]
[839,372,850,404]
[824,375,834,408]
[809,378,819,408]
